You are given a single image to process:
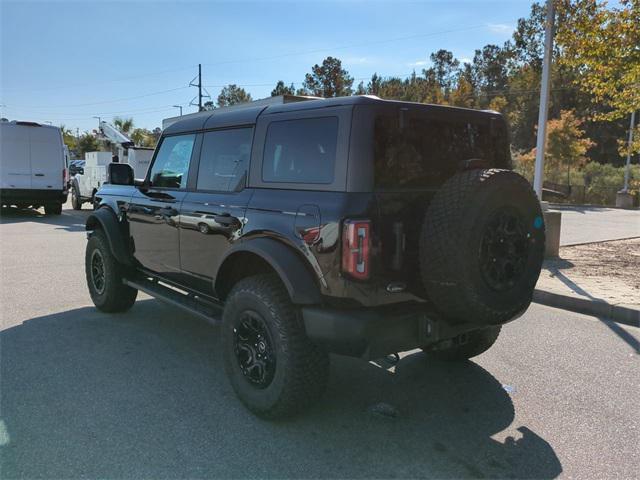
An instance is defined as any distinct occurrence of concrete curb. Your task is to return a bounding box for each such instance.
[533,289,640,327]
[561,235,640,248]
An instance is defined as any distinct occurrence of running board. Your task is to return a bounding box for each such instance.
[124,277,223,325]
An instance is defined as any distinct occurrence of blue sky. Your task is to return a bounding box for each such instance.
[1,0,534,133]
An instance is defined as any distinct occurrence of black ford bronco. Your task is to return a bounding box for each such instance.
[85,96,545,418]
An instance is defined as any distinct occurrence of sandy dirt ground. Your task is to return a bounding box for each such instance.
[539,238,640,308]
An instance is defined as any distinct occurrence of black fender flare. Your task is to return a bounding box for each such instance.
[85,207,133,267]
[216,237,322,305]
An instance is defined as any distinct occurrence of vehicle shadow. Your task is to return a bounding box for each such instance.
[549,204,613,214]
[0,206,90,232]
[0,300,562,479]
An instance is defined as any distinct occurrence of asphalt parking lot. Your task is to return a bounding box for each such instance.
[553,205,640,246]
[1,204,638,479]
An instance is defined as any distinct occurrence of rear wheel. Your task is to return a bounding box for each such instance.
[423,326,501,361]
[44,202,62,215]
[85,229,137,312]
[222,274,329,419]
[71,185,82,210]
[420,169,545,325]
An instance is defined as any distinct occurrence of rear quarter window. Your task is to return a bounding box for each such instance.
[262,117,338,184]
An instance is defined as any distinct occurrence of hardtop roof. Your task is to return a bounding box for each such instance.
[162,95,499,135]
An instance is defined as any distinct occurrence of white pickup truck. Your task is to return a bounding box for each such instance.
[70,148,153,209]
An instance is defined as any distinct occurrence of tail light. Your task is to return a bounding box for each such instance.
[63,168,68,187]
[342,219,371,280]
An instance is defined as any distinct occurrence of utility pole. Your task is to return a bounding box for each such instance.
[533,0,555,201]
[622,110,636,193]
[198,64,203,111]
[189,63,211,112]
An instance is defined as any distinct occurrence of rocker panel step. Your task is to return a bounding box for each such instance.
[124,277,223,324]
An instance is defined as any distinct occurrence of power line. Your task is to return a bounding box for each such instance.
[5,86,191,110]
[3,24,487,96]
[1,66,198,94]
[200,24,487,68]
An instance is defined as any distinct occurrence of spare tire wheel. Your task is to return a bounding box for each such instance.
[420,169,545,325]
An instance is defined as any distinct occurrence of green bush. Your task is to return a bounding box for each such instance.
[511,156,639,206]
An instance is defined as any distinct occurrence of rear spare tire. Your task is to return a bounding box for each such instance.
[420,169,544,325]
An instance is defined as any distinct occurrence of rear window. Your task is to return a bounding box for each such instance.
[374,114,508,189]
[262,117,338,184]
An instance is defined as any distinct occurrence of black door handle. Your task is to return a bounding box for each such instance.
[161,206,178,216]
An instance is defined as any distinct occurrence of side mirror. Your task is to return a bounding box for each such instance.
[107,162,134,186]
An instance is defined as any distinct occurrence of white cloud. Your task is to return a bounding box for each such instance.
[408,59,429,67]
[343,56,373,65]
[487,23,514,35]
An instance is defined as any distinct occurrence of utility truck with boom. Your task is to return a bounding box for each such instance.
[70,121,153,209]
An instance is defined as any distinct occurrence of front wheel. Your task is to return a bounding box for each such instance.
[44,202,62,215]
[222,274,329,419]
[71,185,82,210]
[85,229,137,312]
[423,326,501,361]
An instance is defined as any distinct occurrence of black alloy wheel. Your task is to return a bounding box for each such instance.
[90,249,106,295]
[233,310,277,388]
[479,207,528,292]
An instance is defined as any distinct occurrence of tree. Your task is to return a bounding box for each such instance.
[59,124,76,152]
[130,128,157,148]
[113,117,134,134]
[217,84,252,107]
[271,81,295,96]
[77,133,101,157]
[519,110,595,183]
[618,124,640,158]
[556,0,640,121]
[203,100,215,111]
[428,49,460,95]
[302,56,353,97]
[511,2,546,69]
[487,95,508,113]
[449,77,475,108]
[471,44,511,99]
[367,73,382,96]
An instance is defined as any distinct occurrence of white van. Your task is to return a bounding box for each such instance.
[0,121,68,214]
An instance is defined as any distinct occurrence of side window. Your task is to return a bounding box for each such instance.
[262,117,338,184]
[149,134,195,189]
[197,128,252,192]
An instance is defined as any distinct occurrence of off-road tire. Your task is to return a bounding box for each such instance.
[423,326,501,361]
[222,274,329,419]
[71,185,82,210]
[44,202,62,215]
[85,229,137,312]
[420,169,545,325]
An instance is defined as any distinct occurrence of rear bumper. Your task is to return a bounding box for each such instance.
[302,303,481,359]
[0,188,67,205]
